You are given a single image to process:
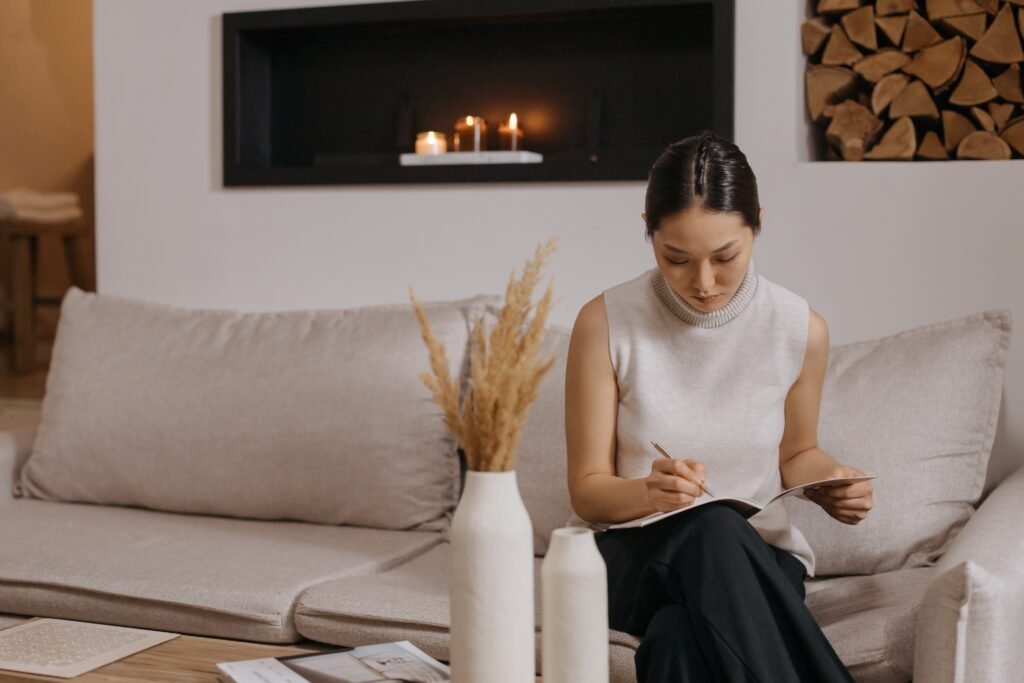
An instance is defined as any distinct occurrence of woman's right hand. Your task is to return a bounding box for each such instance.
[645,458,708,513]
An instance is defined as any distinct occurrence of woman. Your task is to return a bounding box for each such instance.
[564,130,873,682]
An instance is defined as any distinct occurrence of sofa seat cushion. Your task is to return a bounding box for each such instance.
[295,541,635,683]
[296,542,933,683]
[0,614,29,630]
[0,500,442,643]
[806,566,934,683]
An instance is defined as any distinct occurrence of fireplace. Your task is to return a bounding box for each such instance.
[223,0,735,185]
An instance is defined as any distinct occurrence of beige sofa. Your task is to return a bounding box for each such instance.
[0,287,1018,683]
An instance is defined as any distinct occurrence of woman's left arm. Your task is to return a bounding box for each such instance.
[778,307,874,525]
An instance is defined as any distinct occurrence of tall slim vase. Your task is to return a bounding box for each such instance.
[449,470,535,683]
[541,527,609,683]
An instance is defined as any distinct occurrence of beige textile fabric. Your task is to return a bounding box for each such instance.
[0,429,35,505]
[806,567,933,683]
[784,310,1011,576]
[19,287,499,530]
[914,465,1024,683]
[295,541,925,682]
[0,614,28,630]
[0,499,442,642]
[295,541,640,680]
[513,324,576,556]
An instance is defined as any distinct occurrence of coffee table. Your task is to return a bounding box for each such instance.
[0,618,544,682]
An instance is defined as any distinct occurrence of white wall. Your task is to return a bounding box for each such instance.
[94,0,1023,489]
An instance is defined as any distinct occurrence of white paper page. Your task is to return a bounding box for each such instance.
[606,475,877,530]
[764,475,876,506]
[284,652,385,682]
[354,641,449,682]
[216,657,311,683]
[607,494,761,530]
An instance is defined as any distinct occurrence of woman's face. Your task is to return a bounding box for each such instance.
[646,205,762,312]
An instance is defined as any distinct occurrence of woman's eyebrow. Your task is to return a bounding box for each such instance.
[664,240,738,255]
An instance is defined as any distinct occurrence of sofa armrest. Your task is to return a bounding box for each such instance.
[0,430,36,506]
[914,465,1024,683]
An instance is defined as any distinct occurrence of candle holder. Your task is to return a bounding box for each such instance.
[498,113,524,152]
[415,131,447,155]
[453,116,487,152]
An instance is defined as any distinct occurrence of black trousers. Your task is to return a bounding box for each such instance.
[595,502,855,683]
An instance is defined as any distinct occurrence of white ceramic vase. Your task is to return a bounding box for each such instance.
[449,470,535,683]
[541,527,609,683]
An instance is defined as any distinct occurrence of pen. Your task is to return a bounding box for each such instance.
[651,440,714,497]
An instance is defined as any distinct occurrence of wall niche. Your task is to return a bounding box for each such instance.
[804,0,1024,161]
[223,0,735,185]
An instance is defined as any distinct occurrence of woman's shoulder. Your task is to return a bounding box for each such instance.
[574,267,655,340]
[603,266,656,295]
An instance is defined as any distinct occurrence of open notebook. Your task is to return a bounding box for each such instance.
[607,475,876,530]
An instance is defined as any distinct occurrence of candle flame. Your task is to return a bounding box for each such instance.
[426,131,437,142]
[465,116,474,125]
[509,112,518,129]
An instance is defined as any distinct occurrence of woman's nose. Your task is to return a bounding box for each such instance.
[696,261,716,291]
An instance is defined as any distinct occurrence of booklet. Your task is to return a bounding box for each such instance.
[217,640,450,683]
[607,475,877,530]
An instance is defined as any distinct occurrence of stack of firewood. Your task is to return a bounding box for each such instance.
[804,0,1024,160]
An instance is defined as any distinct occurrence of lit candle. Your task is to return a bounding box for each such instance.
[453,116,487,152]
[415,131,447,155]
[498,113,524,151]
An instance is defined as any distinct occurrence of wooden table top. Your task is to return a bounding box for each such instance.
[0,618,544,682]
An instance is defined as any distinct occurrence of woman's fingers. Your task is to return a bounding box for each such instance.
[658,489,697,506]
[653,458,707,492]
[817,482,873,499]
[657,473,702,497]
[829,498,872,511]
[685,459,707,482]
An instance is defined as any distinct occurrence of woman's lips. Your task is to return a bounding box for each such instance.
[695,295,719,304]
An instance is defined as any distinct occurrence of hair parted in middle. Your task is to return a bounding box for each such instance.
[643,130,762,239]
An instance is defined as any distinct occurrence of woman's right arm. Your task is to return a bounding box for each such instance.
[565,295,704,524]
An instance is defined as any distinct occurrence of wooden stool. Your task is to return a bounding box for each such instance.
[0,217,87,373]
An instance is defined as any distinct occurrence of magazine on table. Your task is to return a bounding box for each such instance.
[607,475,877,530]
[217,639,450,683]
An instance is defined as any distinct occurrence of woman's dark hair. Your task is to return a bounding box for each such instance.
[644,130,761,239]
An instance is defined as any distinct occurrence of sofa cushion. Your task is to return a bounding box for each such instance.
[806,567,933,683]
[0,499,442,643]
[295,541,929,683]
[295,541,640,682]
[0,614,28,631]
[784,310,1010,576]
[19,287,497,530]
[514,325,579,556]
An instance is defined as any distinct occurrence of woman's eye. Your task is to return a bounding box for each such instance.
[666,256,737,265]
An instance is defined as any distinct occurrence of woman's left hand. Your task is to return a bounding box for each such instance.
[804,464,873,525]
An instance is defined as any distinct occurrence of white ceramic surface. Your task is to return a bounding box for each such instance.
[449,470,536,682]
[541,527,609,683]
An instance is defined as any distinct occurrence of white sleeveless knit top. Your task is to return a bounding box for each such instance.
[568,256,817,577]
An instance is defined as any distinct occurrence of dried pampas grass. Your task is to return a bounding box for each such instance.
[409,236,559,472]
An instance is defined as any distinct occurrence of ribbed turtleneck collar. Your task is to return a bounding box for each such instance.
[650,257,759,328]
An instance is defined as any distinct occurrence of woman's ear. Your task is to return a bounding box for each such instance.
[641,211,647,223]
[758,207,765,223]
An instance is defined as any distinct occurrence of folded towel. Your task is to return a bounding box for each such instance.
[0,202,83,224]
[0,187,80,211]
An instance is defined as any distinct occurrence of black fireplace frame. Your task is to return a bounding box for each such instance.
[223,0,735,186]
